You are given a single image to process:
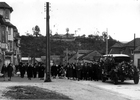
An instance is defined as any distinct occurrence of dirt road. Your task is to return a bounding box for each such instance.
[0,76,139,100]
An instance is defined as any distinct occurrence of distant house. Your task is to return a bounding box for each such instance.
[21,57,42,64]
[134,46,140,69]
[67,50,102,64]
[52,33,75,42]
[21,57,31,63]
[110,38,140,59]
[82,50,102,61]
[41,55,61,65]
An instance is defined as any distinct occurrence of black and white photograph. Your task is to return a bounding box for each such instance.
[0,0,139,99]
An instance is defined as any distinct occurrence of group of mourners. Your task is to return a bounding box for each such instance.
[0,57,115,82]
[0,62,46,81]
[51,61,103,81]
[16,62,45,80]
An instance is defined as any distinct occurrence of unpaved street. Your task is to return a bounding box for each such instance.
[0,76,139,100]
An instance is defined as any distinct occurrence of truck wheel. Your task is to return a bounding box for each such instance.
[102,77,106,82]
[133,75,139,84]
[120,75,124,83]
[114,74,118,85]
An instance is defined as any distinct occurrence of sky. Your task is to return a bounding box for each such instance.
[3,0,140,42]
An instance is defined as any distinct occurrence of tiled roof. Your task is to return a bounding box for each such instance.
[0,15,17,30]
[125,38,140,47]
[111,42,124,48]
[134,46,140,53]
[78,50,92,54]
[0,2,13,12]
[5,22,16,28]
[82,50,102,60]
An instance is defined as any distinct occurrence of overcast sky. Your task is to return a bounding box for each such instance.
[4,0,140,42]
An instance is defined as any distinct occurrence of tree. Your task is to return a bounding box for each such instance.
[32,25,40,37]
[66,28,69,38]
[66,28,69,34]
[102,31,108,41]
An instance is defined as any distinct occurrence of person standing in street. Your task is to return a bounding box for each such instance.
[20,63,26,78]
[76,62,82,81]
[1,64,7,81]
[7,63,13,81]
[33,63,37,78]
[27,63,33,80]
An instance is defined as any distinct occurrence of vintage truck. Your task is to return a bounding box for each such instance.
[101,54,139,84]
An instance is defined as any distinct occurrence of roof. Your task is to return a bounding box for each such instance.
[0,15,17,29]
[5,22,16,28]
[134,46,140,53]
[111,42,124,48]
[21,57,31,60]
[82,50,102,60]
[125,38,140,47]
[0,2,13,12]
[78,50,92,54]
[103,54,130,57]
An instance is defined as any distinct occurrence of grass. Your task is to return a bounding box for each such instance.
[3,86,72,100]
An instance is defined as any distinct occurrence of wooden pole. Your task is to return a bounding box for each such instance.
[106,28,108,55]
[66,48,68,63]
[44,2,51,82]
[133,33,136,63]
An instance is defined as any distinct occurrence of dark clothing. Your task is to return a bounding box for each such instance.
[33,65,37,78]
[7,64,13,78]
[38,65,45,78]
[1,65,7,74]
[51,65,57,77]
[76,64,82,81]
[27,65,33,79]
[20,65,26,78]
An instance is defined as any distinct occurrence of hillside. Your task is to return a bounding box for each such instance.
[20,35,117,57]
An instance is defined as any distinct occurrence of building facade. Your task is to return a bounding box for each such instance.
[0,2,20,68]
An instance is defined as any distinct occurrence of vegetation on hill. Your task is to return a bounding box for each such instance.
[20,34,118,58]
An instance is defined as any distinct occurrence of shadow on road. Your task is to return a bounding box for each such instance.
[103,80,136,85]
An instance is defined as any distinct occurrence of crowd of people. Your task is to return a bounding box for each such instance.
[51,61,103,81]
[0,59,105,82]
[1,62,46,81]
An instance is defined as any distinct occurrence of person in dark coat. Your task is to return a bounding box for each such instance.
[76,63,82,81]
[20,63,26,78]
[38,63,45,80]
[66,63,70,79]
[72,64,77,80]
[51,64,57,78]
[33,63,37,78]
[1,64,7,81]
[27,63,33,80]
[7,63,13,81]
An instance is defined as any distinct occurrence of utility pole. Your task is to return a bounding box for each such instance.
[44,2,51,82]
[66,48,68,64]
[106,28,108,55]
[133,33,136,63]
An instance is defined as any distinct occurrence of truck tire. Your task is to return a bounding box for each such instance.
[114,74,118,85]
[102,77,106,82]
[133,75,139,84]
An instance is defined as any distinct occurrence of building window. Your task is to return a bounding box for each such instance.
[5,9,10,19]
[130,49,134,55]
[8,28,11,35]
[1,26,6,43]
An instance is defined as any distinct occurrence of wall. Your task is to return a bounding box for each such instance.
[0,9,4,16]
[134,53,140,68]
[8,27,13,41]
